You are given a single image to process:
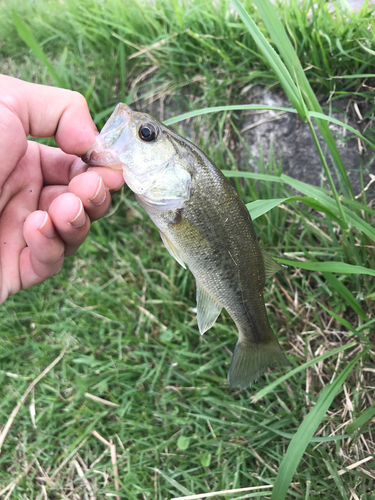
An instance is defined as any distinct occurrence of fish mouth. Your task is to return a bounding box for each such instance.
[81,103,133,170]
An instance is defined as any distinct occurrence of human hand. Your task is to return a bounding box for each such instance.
[0,75,125,304]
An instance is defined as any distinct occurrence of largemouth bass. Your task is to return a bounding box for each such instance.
[83,104,288,389]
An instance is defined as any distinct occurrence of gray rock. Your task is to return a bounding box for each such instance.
[237,90,375,197]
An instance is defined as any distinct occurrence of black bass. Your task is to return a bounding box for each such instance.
[83,104,288,389]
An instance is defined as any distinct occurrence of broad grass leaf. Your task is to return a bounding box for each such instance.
[280,174,375,240]
[247,198,289,220]
[276,258,375,278]
[342,197,375,217]
[309,111,375,151]
[247,196,344,226]
[237,171,375,241]
[164,105,296,126]
[231,0,305,118]
[223,170,284,183]
[321,272,368,321]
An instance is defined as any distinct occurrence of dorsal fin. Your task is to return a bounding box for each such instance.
[259,245,285,281]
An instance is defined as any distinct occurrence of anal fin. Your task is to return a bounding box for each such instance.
[196,282,222,335]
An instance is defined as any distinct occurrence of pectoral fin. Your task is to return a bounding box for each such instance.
[196,282,222,335]
[159,231,186,269]
[260,245,285,281]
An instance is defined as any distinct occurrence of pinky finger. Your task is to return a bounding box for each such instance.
[20,210,65,290]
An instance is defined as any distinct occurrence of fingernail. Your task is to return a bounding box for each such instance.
[89,176,107,206]
[38,211,56,238]
[69,197,87,228]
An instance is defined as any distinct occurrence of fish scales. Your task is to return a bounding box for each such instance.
[82,104,288,389]
[155,142,269,340]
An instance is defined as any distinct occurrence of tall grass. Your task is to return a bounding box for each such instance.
[0,0,374,498]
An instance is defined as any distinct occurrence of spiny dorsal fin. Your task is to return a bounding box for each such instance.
[159,231,186,269]
[196,282,222,335]
[259,244,285,281]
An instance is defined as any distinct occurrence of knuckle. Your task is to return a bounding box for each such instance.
[51,262,63,277]
[70,90,88,108]
[0,92,19,114]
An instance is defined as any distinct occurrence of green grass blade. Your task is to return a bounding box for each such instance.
[280,175,375,241]
[247,196,345,226]
[12,11,65,88]
[276,258,375,278]
[357,40,375,57]
[226,169,375,242]
[231,0,306,118]
[165,106,374,153]
[164,105,297,126]
[157,469,193,496]
[247,197,290,219]
[94,105,117,124]
[316,301,368,341]
[307,118,348,226]
[309,111,375,150]
[252,0,354,198]
[346,403,375,434]
[356,318,375,333]
[321,272,368,321]
[329,73,375,79]
[271,348,369,500]
[254,342,357,401]
[341,196,375,217]
[223,170,284,183]
[324,460,349,500]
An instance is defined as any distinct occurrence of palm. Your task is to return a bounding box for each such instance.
[0,75,124,304]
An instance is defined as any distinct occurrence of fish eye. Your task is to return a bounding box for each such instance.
[139,123,158,142]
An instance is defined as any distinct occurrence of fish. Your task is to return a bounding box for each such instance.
[82,104,288,389]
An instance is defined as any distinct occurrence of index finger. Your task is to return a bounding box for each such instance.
[0,75,97,156]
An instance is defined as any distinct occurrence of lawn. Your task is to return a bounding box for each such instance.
[0,0,374,498]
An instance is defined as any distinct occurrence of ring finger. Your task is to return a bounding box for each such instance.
[48,192,91,256]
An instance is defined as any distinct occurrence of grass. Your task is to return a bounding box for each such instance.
[1,0,375,498]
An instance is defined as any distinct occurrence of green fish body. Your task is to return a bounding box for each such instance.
[83,104,288,389]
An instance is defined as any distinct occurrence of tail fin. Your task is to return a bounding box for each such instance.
[227,338,288,390]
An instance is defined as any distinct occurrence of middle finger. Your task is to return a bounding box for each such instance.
[68,171,112,222]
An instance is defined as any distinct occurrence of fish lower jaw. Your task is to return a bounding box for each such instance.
[82,150,124,170]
